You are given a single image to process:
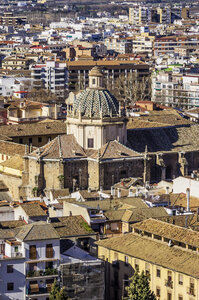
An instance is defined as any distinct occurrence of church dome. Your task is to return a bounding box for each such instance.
[73,89,119,118]
[73,66,119,118]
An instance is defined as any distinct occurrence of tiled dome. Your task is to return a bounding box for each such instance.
[73,89,119,118]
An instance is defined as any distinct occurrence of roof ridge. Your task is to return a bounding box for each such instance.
[40,136,59,158]
[71,135,87,157]
[100,141,111,159]
[17,223,34,241]
[140,218,196,233]
[115,139,143,156]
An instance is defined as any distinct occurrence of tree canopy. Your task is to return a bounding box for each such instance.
[50,280,69,300]
[125,268,156,300]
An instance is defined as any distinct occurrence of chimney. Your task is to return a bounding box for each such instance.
[19,196,23,204]
[128,189,133,197]
[186,188,190,212]
[117,188,121,198]
[145,190,148,199]
[111,186,115,196]
[135,187,139,197]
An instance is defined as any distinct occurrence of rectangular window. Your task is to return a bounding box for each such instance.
[7,265,13,273]
[19,138,23,144]
[135,259,139,271]
[156,287,160,297]
[88,138,94,148]
[145,263,150,278]
[178,274,183,285]
[29,245,37,259]
[125,256,128,266]
[46,244,53,258]
[7,283,14,291]
[156,268,161,278]
[168,270,172,281]
[29,138,32,144]
[38,137,42,143]
[167,292,172,300]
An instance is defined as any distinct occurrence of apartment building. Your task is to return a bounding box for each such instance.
[0,12,27,27]
[131,35,154,57]
[31,61,67,98]
[97,218,199,300]
[104,37,132,54]
[154,36,199,57]
[66,60,150,91]
[152,71,199,108]
[129,6,171,25]
[0,221,60,300]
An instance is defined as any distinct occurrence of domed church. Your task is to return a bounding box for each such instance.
[20,67,148,198]
[66,66,127,149]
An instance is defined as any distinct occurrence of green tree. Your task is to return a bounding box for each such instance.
[50,280,69,300]
[125,269,156,300]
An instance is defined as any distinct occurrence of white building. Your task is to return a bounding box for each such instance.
[31,60,67,98]
[0,77,29,97]
[173,176,199,198]
[152,71,199,108]
[0,221,60,300]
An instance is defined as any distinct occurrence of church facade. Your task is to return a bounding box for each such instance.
[19,67,148,198]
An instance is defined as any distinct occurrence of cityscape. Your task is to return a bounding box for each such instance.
[0,0,199,299]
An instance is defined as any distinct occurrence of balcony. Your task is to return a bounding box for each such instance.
[187,287,195,296]
[26,268,58,278]
[26,286,51,296]
[165,279,173,289]
[10,252,23,258]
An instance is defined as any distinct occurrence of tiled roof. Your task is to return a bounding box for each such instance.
[30,134,87,159]
[80,197,147,211]
[0,229,15,239]
[51,189,70,198]
[0,140,28,156]
[127,124,199,153]
[73,89,119,118]
[104,207,168,222]
[96,232,199,279]
[169,193,199,211]
[50,215,95,237]
[0,120,66,138]
[30,135,142,161]
[15,221,59,241]
[19,203,46,217]
[0,220,26,229]
[127,110,192,129]
[104,209,126,221]
[66,60,148,68]
[0,155,24,171]
[99,140,142,159]
[132,218,199,248]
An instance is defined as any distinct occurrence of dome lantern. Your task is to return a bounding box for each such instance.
[89,66,104,89]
